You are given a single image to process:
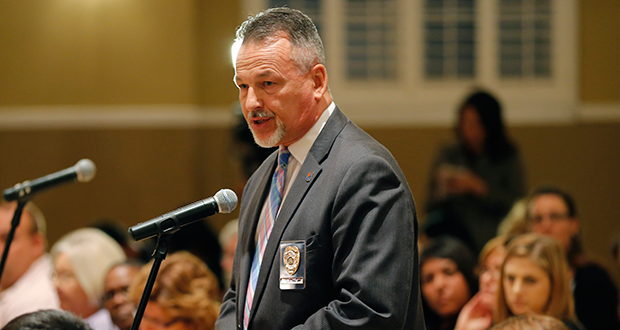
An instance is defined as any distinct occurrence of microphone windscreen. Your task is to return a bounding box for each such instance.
[75,159,96,182]
[214,189,238,213]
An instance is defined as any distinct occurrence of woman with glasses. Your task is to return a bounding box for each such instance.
[527,186,620,330]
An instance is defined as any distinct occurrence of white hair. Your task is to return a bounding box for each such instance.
[51,228,126,306]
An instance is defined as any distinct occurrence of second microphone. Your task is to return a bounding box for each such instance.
[129,189,238,241]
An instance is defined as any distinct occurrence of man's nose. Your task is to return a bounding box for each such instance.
[244,87,262,111]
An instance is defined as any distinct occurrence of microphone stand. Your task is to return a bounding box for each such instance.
[130,233,174,330]
[0,199,27,284]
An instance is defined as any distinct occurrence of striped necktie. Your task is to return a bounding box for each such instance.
[243,146,291,329]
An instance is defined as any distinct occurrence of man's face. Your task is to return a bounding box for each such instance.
[0,204,42,291]
[103,265,140,330]
[235,37,321,148]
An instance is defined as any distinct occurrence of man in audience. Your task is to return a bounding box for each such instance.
[103,262,141,330]
[0,201,59,327]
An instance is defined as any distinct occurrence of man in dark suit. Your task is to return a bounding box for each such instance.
[216,7,425,330]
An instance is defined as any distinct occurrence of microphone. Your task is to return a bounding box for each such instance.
[128,189,238,241]
[3,159,97,202]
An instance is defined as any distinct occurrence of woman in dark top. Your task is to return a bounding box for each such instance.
[426,90,525,253]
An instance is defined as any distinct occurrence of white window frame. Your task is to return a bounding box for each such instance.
[240,0,578,126]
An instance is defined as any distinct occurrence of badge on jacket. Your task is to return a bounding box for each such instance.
[279,240,306,290]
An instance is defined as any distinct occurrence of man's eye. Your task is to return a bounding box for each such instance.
[264,81,274,87]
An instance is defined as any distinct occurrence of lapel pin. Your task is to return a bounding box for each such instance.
[305,172,313,182]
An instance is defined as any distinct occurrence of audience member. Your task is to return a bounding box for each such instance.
[496,233,585,330]
[490,314,569,330]
[527,186,620,330]
[455,236,509,330]
[103,262,141,330]
[129,251,220,330]
[0,201,59,327]
[426,90,525,253]
[91,219,146,263]
[2,309,92,330]
[51,228,126,330]
[165,218,223,292]
[421,236,478,330]
[218,219,238,292]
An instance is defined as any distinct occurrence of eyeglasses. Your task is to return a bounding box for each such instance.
[530,212,570,224]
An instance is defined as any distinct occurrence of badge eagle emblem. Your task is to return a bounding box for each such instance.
[283,245,301,275]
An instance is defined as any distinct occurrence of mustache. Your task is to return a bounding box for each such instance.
[247,110,275,120]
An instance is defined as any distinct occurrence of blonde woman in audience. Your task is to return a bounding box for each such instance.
[496,233,585,330]
[129,251,220,330]
[527,186,620,330]
[490,314,569,330]
[455,236,509,330]
[496,198,529,237]
[51,228,126,330]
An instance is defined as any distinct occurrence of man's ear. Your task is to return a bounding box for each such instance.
[31,232,46,255]
[310,64,328,99]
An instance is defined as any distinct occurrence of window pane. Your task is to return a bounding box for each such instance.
[498,0,551,78]
[424,0,476,79]
[345,0,398,81]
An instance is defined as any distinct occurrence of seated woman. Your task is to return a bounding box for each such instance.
[527,186,620,330]
[455,235,509,330]
[495,233,585,330]
[129,251,220,330]
[51,228,127,330]
[420,236,478,330]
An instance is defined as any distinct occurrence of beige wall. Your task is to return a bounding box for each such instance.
[0,1,618,281]
[580,0,620,102]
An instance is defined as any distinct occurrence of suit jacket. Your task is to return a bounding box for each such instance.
[216,107,425,330]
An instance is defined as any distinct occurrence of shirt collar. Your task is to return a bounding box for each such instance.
[287,101,335,165]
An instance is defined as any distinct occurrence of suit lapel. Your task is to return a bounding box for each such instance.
[248,107,349,321]
[237,152,277,326]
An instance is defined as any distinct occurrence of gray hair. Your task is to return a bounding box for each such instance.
[235,7,325,73]
[51,228,126,306]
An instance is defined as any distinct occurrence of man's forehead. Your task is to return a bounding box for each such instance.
[235,69,277,81]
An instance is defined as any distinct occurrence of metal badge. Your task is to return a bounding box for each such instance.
[279,240,306,290]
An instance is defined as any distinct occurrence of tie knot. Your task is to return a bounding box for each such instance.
[279,147,291,169]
